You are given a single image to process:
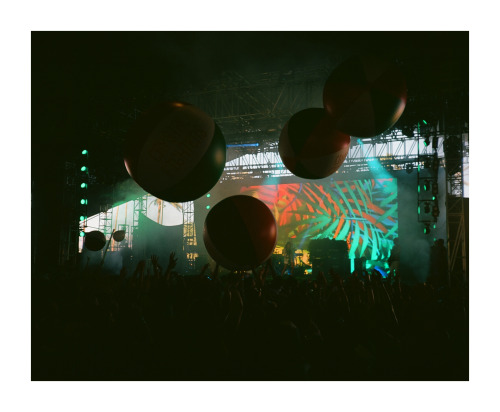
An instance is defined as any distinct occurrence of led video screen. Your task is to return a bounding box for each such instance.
[240,178,398,261]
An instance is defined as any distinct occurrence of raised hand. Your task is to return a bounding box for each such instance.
[150,254,160,278]
[133,260,146,278]
[167,252,177,270]
[165,252,178,281]
[150,254,159,269]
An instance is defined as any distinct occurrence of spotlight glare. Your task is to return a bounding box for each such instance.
[82,150,88,155]
[81,166,87,172]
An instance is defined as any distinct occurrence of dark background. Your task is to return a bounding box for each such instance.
[31,31,468,270]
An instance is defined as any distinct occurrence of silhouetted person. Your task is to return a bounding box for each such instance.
[281,241,295,276]
[387,238,400,279]
[428,238,448,286]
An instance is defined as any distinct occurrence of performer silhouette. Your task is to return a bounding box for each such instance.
[281,240,295,276]
[387,237,400,279]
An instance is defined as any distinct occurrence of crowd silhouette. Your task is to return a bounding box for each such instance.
[32,250,468,381]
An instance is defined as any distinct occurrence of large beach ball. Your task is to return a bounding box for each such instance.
[84,230,106,252]
[278,108,351,179]
[203,195,277,271]
[124,101,226,202]
[323,55,407,137]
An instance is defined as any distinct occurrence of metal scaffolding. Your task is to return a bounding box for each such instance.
[445,131,469,285]
[132,194,148,250]
[98,203,113,239]
[417,121,441,231]
[178,62,338,150]
[182,201,196,270]
[220,130,444,181]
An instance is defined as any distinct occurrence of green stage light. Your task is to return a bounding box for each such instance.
[418,206,420,214]
[82,150,88,155]
[432,196,436,201]
[79,231,85,237]
[206,194,211,198]
[81,166,87,172]
[422,120,428,125]
[79,215,86,221]
[206,205,210,210]
[81,183,87,189]
[80,199,87,205]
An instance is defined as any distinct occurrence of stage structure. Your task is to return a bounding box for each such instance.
[444,122,469,285]
[67,62,468,276]
[175,65,468,275]
[182,201,196,271]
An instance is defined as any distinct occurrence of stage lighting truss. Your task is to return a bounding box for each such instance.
[79,149,90,235]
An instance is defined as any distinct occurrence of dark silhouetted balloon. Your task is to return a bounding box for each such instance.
[124,101,226,202]
[112,230,126,242]
[203,195,277,271]
[323,54,407,137]
[84,230,106,251]
[279,108,351,179]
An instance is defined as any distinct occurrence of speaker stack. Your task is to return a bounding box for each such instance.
[308,238,349,278]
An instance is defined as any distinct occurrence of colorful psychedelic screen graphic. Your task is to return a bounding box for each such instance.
[240,179,397,261]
